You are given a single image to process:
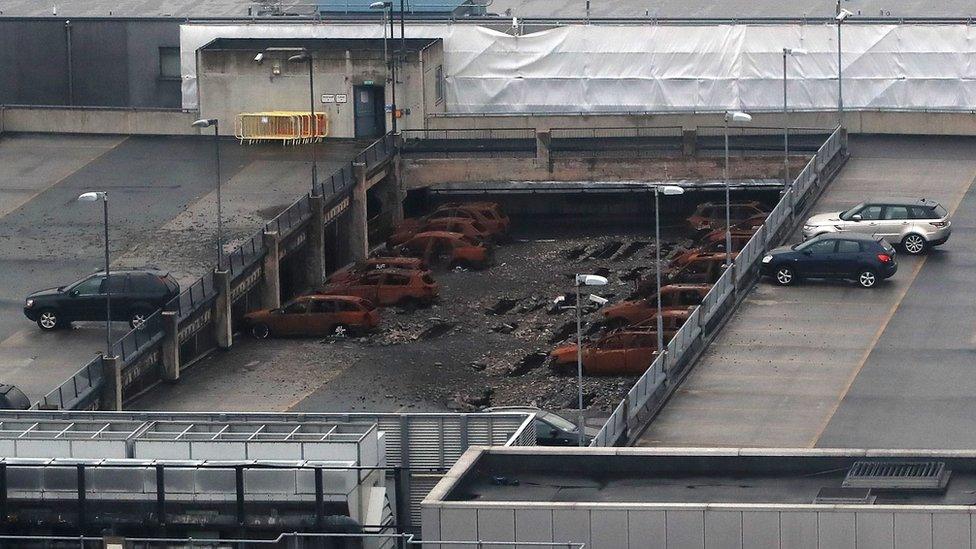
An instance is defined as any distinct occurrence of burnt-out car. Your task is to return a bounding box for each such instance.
[327,257,428,284]
[549,329,672,376]
[318,268,439,308]
[687,201,769,232]
[602,284,711,327]
[399,202,511,238]
[393,231,493,270]
[244,295,380,338]
[386,217,494,249]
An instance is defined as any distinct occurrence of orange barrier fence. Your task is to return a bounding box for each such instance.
[234,111,329,145]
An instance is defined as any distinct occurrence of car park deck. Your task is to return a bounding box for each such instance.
[636,135,976,449]
[0,133,362,402]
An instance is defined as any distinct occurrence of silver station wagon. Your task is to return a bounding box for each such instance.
[801,198,951,255]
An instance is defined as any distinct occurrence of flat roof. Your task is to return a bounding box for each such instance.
[201,37,440,52]
[438,448,976,507]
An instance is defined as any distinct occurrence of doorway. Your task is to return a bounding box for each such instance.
[353,85,386,138]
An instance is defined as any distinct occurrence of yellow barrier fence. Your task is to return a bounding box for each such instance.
[234,111,329,145]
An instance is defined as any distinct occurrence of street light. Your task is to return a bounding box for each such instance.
[782,48,807,195]
[287,49,320,190]
[724,110,752,266]
[191,118,223,269]
[573,273,607,446]
[836,6,854,126]
[649,185,685,357]
[370,1,397,132]
[78,191,111,356]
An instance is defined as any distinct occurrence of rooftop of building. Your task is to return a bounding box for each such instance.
[201,37,440,52]
[433,447,976,507]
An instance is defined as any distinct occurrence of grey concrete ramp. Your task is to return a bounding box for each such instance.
[636,135,976,448]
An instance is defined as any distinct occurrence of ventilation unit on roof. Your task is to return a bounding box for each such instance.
[814,487,876,504]
[842,460,951,492]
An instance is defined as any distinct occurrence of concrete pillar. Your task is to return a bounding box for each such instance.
[305,195,327,289]
[100,355,122,411]
[535,130,551,169]
[840,126,849,154]
[261,230,281,310]
[392,151,406,224]
[350,162,369,261]
[682,129,697,156]
[160,310,180,382]
[213,269,232,350]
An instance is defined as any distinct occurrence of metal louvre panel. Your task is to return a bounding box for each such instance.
[406,418,449,469]
[409,473,444,527]
[374,416,402,467]
[440,418,463,464]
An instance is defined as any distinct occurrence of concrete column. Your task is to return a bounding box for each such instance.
[305,195,327,289]
[261,230,281,310]
[535,130,551,169]
[100,355,122,411]
[840,126,849,154]
[160,310,180,382]
[213,269,232,350]
[350,162,369,261]
[682,129,697,156]
[392,151,406,224]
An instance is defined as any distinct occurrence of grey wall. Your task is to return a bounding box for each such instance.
[0,18,181,108]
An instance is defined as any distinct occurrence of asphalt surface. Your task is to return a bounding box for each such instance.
[0,133,361,402]
[637,135,976,449]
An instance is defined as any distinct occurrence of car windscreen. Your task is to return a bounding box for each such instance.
[541,412,578,432]
[839,203,865,221]
[934,204,948,218]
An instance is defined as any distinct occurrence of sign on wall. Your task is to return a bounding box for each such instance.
[321,94,336,103]
[336,94,348,103]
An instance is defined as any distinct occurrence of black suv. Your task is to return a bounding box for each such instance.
[761,234,897,288]
[24,270,179,331]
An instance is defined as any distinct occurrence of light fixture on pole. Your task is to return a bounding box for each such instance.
[782,48,806,200]
[78,191,111,356]
[370,1,397,132]
[650,185,685,357]
[191,118,224,269]
[836,7,853,127]
[724,110,752,267]
[573,273,607,446]
[287,49,320,190]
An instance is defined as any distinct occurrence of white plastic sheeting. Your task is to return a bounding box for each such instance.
[181,23,976,113]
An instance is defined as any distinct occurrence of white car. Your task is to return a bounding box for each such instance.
[801,199,950,255]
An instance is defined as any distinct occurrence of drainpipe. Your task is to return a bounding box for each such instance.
[64,20,74,105]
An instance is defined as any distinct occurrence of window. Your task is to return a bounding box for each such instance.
[361,273,385,285]
[803,240,837,255]
[283,301,308,314]
[435,64,445,104]
[384,274,411,286]
[73,276,104,295]
[883,206,909,220]
[836,240,861,253]
[158,47,181,80]
[130,274,161,293]
[911,205,944,219]
[103,274,128,293]
[857,205,883,220]
[310,300,336,314]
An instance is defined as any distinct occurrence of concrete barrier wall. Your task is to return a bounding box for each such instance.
[427,110,976,135]
[0,106,199,135]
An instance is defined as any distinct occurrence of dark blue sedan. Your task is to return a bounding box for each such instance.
[760,234,897,288]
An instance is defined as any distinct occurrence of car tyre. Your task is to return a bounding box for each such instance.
[36,309,61,331]
[773,265,796,286]
[129,308,152,330]
[857,268,878,288]
[251,324,271,339]
[901,233,927,255]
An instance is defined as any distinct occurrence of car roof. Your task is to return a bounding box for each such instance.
[91,268,170,277]
[360,268,425,276]
[412,230,469,239]
[661,283,712,291]
[860,198,942,207]
[301,294,367,303]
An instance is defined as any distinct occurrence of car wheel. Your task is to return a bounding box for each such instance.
[36,309,60,331]
[251,324,270,339]
[857,268,878,288]
[129,309,151,330]
[901,233,927,255]
[774,265,796,286]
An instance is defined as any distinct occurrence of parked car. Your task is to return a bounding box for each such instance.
[327,257,428,284]
[393,231,493,270]
[687,201,769,232]
[549,329,669,376]
[761,233,897,288]
[485,406,598,446]
[670,230,755,265]
[0,384,30,410]
[386,217,493,249]
[801,198,951,255]
[24,269,180,331]
[319,268,439,308]
[602,284,711,327]
[400,202,511,238]
[244,295,380,338]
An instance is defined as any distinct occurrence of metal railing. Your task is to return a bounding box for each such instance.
[591,125,847,447]
[400,128,536,158]
[39,133,399,411]
[550,126,684,139]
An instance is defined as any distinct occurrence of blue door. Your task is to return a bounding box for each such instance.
[353,85,385,138]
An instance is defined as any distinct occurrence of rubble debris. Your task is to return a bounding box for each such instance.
[419,321,455,340]
[486,297,520,315]
[450,387,494,410]
[588,240,624,260]
[549,321,577,343]
[492,322,519,334]
[613,241,648,260]
[506,351,548,377]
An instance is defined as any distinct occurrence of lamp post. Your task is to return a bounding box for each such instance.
[573,273,608,446]
[78,191,111,356]
[651,185,685,356]
[782,48,806,196]
[288,50,319,189]
[370,1,397,132]
[723,110,752,266]
[191,118,223,269]
[836,7,853,127]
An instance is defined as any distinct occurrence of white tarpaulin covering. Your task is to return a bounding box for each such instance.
[181,23,976,112]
